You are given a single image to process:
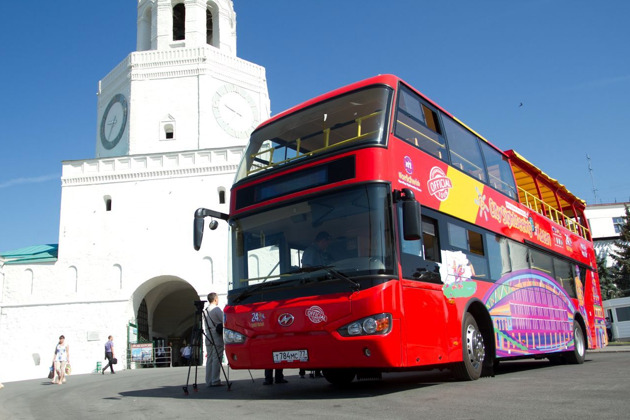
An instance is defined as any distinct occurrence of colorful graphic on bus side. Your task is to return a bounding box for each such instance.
[484,269,579,357]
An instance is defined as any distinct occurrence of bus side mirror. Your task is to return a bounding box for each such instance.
[403,199,421,240]
[193,208,229,251]
[194,217,205,251]
[399,188,421,241]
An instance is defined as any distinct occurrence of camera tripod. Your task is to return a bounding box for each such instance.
[183,301,232,394]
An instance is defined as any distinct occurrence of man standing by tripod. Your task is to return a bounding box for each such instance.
[204,292,224,387]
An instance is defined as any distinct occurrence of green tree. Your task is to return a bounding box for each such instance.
[610,205,630,297]
[597,254,620,300]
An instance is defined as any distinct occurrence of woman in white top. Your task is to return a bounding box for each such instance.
[52,335,70,385]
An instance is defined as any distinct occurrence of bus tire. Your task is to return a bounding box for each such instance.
[454,313,486,381]
[565,320,586,365]
[322,369,356,386]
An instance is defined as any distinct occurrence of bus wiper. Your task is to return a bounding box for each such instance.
[232,278,297,304]
[299,265,360,292]
[232,262,282,304]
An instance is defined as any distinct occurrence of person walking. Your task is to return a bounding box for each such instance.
[52,335,69,385]
[181,342,192,366]
[102,335,116,374]
[204,292,224,387]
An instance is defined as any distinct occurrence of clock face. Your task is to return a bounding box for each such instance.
[212,84,258,139]
[100,94,128,150]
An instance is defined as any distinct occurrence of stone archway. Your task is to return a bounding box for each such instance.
[131,276,201,366]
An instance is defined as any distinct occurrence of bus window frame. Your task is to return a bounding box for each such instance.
[394,84,449,163]
[441,115,487,183]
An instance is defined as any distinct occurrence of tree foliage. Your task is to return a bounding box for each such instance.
[609,205,630,297]
[597,254,620,300]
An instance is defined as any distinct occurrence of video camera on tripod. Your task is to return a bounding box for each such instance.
[183,299,232,394]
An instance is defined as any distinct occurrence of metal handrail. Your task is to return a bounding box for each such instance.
[247,112,383,176]
[518,187,590,239]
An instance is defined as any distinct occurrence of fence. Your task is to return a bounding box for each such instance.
[127,344,173,368]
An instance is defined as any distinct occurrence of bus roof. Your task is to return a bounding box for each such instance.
[255,74,586,215]
[260,74,404,129]
[506,149,585,211]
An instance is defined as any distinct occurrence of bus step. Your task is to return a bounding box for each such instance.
[356,370,382,381]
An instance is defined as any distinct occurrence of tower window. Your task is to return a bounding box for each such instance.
[218,188,226,204]
[160,117,176,141]
[105,196,112,211]
[173,3,186,41]
[165,124,174,139]
[206,8,213,45]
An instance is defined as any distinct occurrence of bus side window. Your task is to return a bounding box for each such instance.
[395,86,447,162]
[479,141,518,200]
[446,222,489,279]
[422,217,440,262]
[508,241,529,271]
[530,249,554,276]
[442,116,486,182]
[487,234,511,280]
[399,209,441,282]
[553,258,577,298]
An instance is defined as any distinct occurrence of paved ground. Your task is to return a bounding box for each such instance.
[1,346,629,420]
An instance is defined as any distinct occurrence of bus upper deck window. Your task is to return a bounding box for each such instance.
[395,86,447,161]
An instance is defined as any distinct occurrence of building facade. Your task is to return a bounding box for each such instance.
[0,0,269,383]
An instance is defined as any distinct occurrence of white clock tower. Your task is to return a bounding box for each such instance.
[1,0,273,383]
[96,0,270,158]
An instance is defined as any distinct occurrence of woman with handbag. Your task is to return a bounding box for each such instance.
[51,335,69,384]
[102,335,116,374]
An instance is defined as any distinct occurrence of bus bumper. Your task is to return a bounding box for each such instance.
[225,321,402,370]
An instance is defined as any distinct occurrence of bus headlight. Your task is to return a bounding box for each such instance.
[338,313,392,337]
[224,328,246,344]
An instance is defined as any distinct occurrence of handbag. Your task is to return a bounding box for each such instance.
[48,365,54,379]
[65,363,72,375]
[112,357,118,365]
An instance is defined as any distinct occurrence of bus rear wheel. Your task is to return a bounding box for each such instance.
[322,369,356,386]
[565,320,586,364]
[453,313,486,381]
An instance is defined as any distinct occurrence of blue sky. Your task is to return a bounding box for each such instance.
[1,0,629,253]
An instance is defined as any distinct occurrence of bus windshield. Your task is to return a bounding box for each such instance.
[235,86,393,182]
[229,184,395,301]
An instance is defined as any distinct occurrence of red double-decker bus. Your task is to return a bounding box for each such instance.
[194,75,607,385]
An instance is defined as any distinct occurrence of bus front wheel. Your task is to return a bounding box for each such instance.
[453,313,486,381]
[322,369,356,386]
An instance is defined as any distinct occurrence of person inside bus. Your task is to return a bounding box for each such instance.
[302,231,333,267]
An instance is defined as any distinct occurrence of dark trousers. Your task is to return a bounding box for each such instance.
[103,352,115,373]
[264,369,284,382]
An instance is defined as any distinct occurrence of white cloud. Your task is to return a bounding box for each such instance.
[569,74,630,91]
[0,173,59,189]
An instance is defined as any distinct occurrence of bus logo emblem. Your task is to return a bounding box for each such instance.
[404,156,413,174]
[427,167,452,202]
[305,306,327,324]
[278,313,294,327]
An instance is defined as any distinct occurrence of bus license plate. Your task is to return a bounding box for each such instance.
[273,349,308,363]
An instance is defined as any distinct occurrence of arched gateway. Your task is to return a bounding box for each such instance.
[130,277,203,367]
